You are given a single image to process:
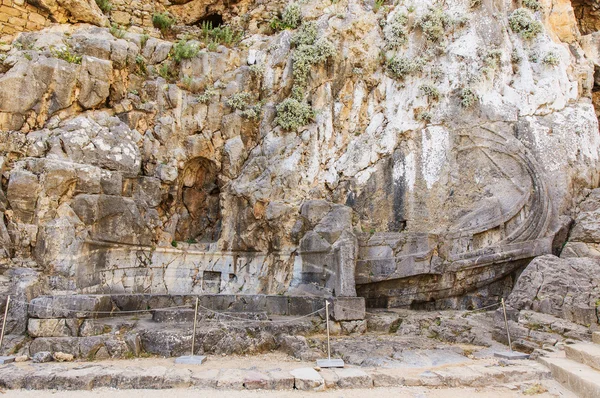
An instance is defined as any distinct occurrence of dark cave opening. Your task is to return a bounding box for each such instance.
[196,13,224,28]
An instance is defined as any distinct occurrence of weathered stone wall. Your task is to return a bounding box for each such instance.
[0,0,50,37]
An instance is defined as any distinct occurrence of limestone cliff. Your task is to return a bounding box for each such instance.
[0,0,599,324]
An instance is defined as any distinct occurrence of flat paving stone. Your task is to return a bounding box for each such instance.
[174,355,206,365]
[290,367,324,391]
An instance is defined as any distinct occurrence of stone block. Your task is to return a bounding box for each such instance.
[330,297,365,321]
[190,369,219,388]
[290,367,324,391]
[243,370,270,390]
[267,370,294,390]
[333,368,373,388]
[28,295,113,318]
[593,332,600,345]
[265,295,289,315]
[27,318,81,337]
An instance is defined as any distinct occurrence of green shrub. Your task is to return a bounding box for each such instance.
[542,51,560,66]
[419,84,440,100]
[157,61,177,81]
[241,105,262,120]
[153,13,176,32]
[95,0,112,13]
[523,0,542,11]
[385,55,423,79]
[508,8,543,39]
[275,98,314,131]
[109,23,126,38]
[172,40,199,62]
[383,12,409,49]
[50,45,82,64]
[140,33,149,48]
[226,92,251,110]
[460,87,477,108]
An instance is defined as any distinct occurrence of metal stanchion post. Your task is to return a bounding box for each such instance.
[0,296,15,364]
[316,298,344,368]
[494,298,529,360]
[175,297,206,365]
[502,298,512,352]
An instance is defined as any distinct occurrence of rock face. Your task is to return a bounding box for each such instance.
[0,0,599,322]
[505,254,600,326]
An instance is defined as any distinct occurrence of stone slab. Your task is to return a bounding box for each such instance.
[290,367,324,391]
[174,355,206,365]
[330,297,365,321]
[593,332,600,345]
[333,368,373,388]
[494,351,529,360]
[0,356,15,364]
[316,358,345,368]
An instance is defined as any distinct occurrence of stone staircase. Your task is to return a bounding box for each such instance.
[538,332,600,398]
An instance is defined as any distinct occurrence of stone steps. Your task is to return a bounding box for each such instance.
[538,356,600,398]
[0,359,551,391]
[565,343,600,371]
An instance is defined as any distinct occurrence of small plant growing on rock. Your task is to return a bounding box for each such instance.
[201,21,243,48]
[484,49,503,69]
[270,3,303,31]
[417,111,432,122]
[291,21,318,47]
[196,86,218,103]
[511,49,522,64]
[374,0,385,13]
[523,0,542,12]
[383,12,409,49]
[275,98,315,131]
[95,0,112,13]
[241,104,263,120]
[542,51,560,66]
[419,84,440,100]
[292,37,336,88]
[385,55,424,79]
[418,6,453,42]
[172,40,199,62]
[50,45,82,64]
[135,55,147,75]
[109,23,126,39]
[152,13,176,32]
[508,8,543,39]
[460,87,477,108]
[226,92,251,110]
[249,64,264,78]
[528,50,540,63]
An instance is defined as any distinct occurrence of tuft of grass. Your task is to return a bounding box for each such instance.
[135,54,147,75]
[152,13,176,32]
[171,40,200,63]
[374,0,385,13]
[508,8,543,39]
[109,23,126,39]
[95,0,112,13]
[50,45,82,64]
[200,21,243,48]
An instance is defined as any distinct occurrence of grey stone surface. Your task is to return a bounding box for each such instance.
[289,367,324,391]
[331,297,365,321]
[32,351,53,363]
[174,355,206,365]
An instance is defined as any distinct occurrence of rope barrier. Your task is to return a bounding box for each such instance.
[10,298,326,325]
